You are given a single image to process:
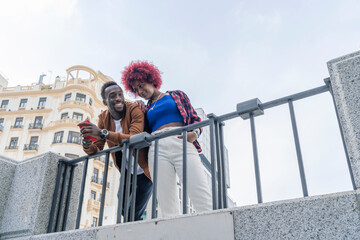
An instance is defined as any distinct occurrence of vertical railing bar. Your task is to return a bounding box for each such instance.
[123,147,134,222]
[215,121,223,209]
[76,157,89,229]
[47,161,64,233]
[327,81,356,190]
[117,143,128,224]
[62,164,76,231]
[98,152,110,226]
[288,99,309,197]
[219,122,228,208]
[55,164,68,232]
[151,140,159,219]
[130,148,139,222]
[182,130,188,214]
[250,113,263,204]
[209,116,218,210]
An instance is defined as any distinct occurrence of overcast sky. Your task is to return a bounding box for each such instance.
[1,0,359,206]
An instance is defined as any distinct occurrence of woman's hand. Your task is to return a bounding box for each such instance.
[135,100,146,112]
[177,132,198,143]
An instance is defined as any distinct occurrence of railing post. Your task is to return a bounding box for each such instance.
[207,114,218,210]
[219,122,228,208]
[62,164,76,231]
[98,152,110,226]
[123,147,134,222]
[215,121,224,209]
[182,129,188,214]
[117,142,128,223]
[249,113,263,204]
[55,164,69,232]
[288,99,308,197]
[48,161,64,233]
[151,140,159,219]
[76,157,89,229]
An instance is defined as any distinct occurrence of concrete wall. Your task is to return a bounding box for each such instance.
[9,190,360,240]
[0,156,18,225]
[0,152,82,239]
[327,50,360,189]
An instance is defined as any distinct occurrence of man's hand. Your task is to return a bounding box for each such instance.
[78,121,102,138]
[177,132,198,143]
[82,138,92,149]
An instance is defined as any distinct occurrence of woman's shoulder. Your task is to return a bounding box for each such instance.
[167,90,187,96]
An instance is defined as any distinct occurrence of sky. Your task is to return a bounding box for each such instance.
[0,0,359,206]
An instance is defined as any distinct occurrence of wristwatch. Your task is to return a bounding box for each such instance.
[100,129,109,140]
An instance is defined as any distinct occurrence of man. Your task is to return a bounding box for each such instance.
[79,81,152,221]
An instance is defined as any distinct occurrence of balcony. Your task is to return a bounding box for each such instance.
[67,139,81,145]
[24,144,39,151]
[58,100,94,117]
[91,176,110,188]
[11,125,23,129]
[37,106,45,110]
[5,145,18,150]
[28,123,43,130]
[44,118,81,131]
[87,198,100,212]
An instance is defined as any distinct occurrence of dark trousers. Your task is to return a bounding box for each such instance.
[117,171,153,221]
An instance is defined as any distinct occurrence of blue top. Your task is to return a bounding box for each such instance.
[147,94,183,132]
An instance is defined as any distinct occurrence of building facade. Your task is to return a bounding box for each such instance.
[0,65,120,228]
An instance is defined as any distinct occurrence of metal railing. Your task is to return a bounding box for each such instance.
[24,144,39,151]
[5,145,18,150]
[91,176,110,188]
[11,125,23,129]
[47,79,355,233]
[28,123,43,129]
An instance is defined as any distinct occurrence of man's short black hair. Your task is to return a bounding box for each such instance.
[101,81,122,100]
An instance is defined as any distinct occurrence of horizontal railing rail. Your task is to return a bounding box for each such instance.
[47,79,354,233]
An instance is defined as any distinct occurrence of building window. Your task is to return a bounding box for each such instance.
[65,153,79,159]
[75,93,86,102]
[90,191,96,200]
[24,136,39,150]
[19,99,28,108]
[64,93,72,101]
[72,112,83,121]
[14,117,23,128]
[1,100,9,109]
[93,168,99,181]
[89,98,93,106]
[91,217,97,227]
[61,112,69,119]
[67,131,81,144]
[38,97,47,109]
[53,131,64,143]
[9,137,18,149]
[0,118,4,131]
[29,116,43,129]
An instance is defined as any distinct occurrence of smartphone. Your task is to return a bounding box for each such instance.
[78,119,98,141]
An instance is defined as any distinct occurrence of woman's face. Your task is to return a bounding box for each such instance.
[131,80,156,100]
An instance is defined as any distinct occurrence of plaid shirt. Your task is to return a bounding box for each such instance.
[145,90,203,152]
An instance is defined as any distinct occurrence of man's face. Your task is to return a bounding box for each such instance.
[103,85,125,117]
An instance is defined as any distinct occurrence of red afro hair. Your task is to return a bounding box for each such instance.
[121,61,162,95]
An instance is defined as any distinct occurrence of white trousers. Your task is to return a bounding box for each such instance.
[148,127,213,218]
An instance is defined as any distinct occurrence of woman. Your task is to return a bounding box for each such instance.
[121,61,212,217]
